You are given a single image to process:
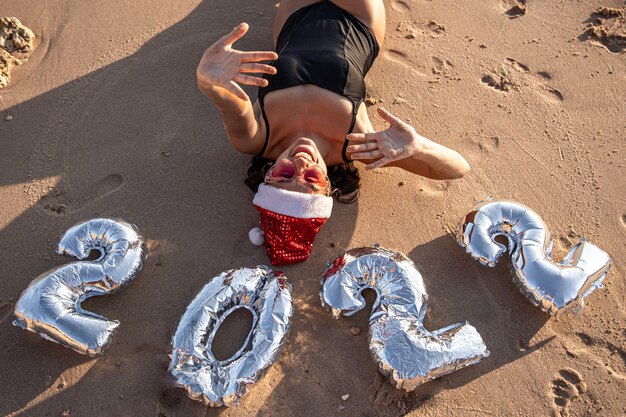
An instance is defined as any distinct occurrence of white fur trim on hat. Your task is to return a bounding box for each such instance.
[253,183,333,218]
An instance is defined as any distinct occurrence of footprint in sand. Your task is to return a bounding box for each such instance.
[506,57,529,72]
[537,71,553,80]
[395,19,445,41]
[481,58,564,104]
[383,49,428,77]
[538,86,564,104]
[471,136,501,153]
[384,48,408,61]
[550,368,587,417]
[480,73,516,92]
[426,20,446,36]
[38,173,124,215]
[480,58,527,92]
[535,71,566,103]
[576,332,626,377]
[391,0,410,13]
[431,56,455,76]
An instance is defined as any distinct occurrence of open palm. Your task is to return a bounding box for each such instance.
[346,107,423,170]
[196,23,277,101]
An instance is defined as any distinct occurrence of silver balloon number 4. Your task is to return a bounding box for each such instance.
[321,247,489,391]
[13,218,147,356]
[456,200,612,316]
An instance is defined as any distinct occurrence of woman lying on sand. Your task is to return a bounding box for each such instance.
[196,0,470,265]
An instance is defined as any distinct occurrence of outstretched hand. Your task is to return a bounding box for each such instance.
[196,23,278,101]
[346,107,423,170]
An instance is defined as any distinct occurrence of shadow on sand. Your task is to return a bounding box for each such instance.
[0,0,354,416]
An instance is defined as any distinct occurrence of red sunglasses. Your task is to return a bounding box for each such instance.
[265,159,331,194]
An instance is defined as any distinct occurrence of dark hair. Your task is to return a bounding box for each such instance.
[244,155,360,198]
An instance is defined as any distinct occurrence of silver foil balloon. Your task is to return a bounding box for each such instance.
[169,266,292,407]
[321,246,489,391]
[13,218,147,356]
[456,199,612,316]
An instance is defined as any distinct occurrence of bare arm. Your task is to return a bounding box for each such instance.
[196,23,277,154]
[346,107,470,180]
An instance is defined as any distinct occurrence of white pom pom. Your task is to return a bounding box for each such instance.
[248,227,265,246]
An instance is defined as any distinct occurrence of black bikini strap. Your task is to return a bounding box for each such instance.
[257,2,316,159]
[342,98,362,163]
[257,94,271,157]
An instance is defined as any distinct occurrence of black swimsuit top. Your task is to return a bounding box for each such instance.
[257,1,380,162]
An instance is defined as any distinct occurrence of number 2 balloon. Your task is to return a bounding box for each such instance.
[13,218,147,356]
[321,246,489,391]
[456,199,612,316]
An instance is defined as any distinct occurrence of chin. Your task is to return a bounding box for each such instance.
[279,138,328,173]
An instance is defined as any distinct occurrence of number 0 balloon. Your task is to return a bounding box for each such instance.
[13,218,147,356]
[456,199,612,316]
[321,246,489,390]
[169,266,292,407]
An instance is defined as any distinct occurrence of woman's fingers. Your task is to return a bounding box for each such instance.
[224,80,249,101]
[346,141,378,153]
[365,156,393,170]
[239,63,277,75]
[218,23,249,47]
[233,73,269,87]
[241,51,279,62]
[346,132,377,142]
[351,149,383,160]
[377,107,402,125]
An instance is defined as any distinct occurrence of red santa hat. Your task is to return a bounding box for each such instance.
[253,183,333,265]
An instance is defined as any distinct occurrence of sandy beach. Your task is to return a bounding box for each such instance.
[1,0,625,416]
